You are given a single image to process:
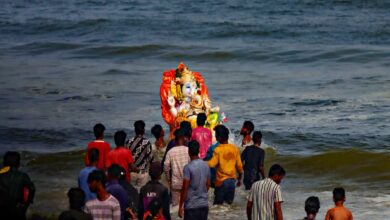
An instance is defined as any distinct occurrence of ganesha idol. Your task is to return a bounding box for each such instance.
[160,63,227,138]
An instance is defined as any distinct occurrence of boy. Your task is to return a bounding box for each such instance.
[139,162,171,220]
[303,196,320,220]
[241,131,265,190]
[106,131,138,183]
[85,123,111,170]
[59,188,92,220]
[325,188,353,220]
[85,170,121,220]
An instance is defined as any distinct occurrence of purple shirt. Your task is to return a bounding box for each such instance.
[191,126,212,159]
[106,180,128,220]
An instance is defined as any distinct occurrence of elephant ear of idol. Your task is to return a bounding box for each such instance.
[160,63,222,138]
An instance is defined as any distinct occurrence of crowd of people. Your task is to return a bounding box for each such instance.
[0,113,354,220]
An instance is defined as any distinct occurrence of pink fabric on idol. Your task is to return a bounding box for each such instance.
[191,126,212,159]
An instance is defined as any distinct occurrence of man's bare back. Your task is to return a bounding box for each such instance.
[325,206,353,220]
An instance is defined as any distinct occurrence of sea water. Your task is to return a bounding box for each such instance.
[0,0,389,219]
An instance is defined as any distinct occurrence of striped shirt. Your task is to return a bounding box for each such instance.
[126,136,153,171]
[163,145,190,189]
[248,178,283,220]
[85,195,121,220]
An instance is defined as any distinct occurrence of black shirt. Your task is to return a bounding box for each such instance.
[138,180,171,220]
[241,145,265,174]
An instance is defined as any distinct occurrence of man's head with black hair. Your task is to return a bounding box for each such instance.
[305,196,320,220]
[333,187,346,203]
[180,121,192,139]
[67,188,86,211]
[93,123,105,139]
[188,140,200,158]
[88,148,99,165]
[114,130,126,147]
[87,170,107,192]
[268,164,286,184]
[149,162,162,180]
[151,124,164,139]
[107,164,123,180]
[134,120,145,135]
[240,121,254,136]
[215,125,229,144]
[252,131,262,145]
[3,151,20,168]
[196,113,207,127]
[174,128,186,146]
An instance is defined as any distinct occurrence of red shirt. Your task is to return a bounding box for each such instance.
[85,140,111,170]
[106,147,134,182]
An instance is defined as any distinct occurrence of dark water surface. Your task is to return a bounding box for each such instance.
[0,0,389,219]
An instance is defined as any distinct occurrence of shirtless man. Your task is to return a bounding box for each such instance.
[240,121,254,147]
[325,187,353,220]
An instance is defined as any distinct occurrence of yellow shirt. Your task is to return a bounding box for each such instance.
[208,143,243,187]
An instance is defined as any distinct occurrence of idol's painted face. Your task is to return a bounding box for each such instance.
[182,82,196,98]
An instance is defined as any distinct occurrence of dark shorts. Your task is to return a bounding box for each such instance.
[243,169,260,190]
[214,178,236,205]
[184,207,208,220]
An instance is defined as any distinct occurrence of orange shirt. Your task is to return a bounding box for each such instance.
[85,140,111,170]
[208,143,243,187]
[106,147,134,182]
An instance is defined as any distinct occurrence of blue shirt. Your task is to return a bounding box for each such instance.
[183,159,210,209]
[78,166,97,202]
[106,180,129,220]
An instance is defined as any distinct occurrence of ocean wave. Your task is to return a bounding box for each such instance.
[291,99,345,106]
[8,42,83,55]
[267,148,390,183]
[57,95,89,101]
[0,127,90,153]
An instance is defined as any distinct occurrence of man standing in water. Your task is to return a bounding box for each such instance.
[208,125,243,205]
[240,121,255,147]
[325,187,353,220]
[241,131,265,190]
[127,120,154,187]
[164,129,190,207]
[191,113,212,159]
[179,140,210,220]
[85,170,121,220]
[85,123,111,170]
[246,164,285,220]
